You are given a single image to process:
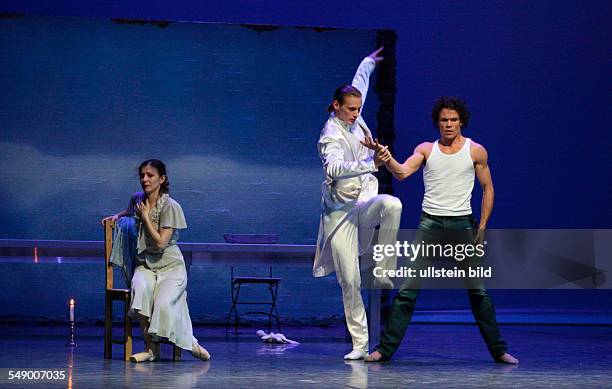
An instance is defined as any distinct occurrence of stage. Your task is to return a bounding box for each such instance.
[0,2,611,388]
[1,323,610,388]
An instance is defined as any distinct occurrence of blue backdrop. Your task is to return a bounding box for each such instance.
[0,16,378,243]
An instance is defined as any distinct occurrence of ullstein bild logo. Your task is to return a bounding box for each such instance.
[372,265,493,279]
[372,241,486,262]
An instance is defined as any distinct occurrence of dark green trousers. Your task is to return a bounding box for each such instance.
[374,212,508,360]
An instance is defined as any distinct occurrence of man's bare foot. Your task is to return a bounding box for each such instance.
[495,352,519,364]
[364,351,385,362]
[373,276,394,289]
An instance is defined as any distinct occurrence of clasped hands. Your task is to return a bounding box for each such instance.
[362,137,392,167]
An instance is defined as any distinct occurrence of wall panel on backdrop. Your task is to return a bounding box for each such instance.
[0,16,383,243]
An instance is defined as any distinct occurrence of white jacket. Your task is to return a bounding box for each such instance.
[313,57,379,277]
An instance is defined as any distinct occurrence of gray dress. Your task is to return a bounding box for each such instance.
[129,193,197,351]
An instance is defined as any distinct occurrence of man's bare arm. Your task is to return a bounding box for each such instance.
[386,146,426,181]
[360,139,426,181]
[473,144,494,229]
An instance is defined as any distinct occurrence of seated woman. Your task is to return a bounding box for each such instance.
[102,159,210,362]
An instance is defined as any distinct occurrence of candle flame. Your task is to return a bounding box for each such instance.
[70,299,75,305]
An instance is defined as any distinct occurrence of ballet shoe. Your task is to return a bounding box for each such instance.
[130,349,156,363]
[343,349,367,360]
[191,343,211,361]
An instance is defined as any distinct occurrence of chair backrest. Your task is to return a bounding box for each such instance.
[223,234,279,244]
[104,219,116,291]
[224,234,279,278]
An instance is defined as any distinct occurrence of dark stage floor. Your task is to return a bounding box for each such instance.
[0,324,610,388]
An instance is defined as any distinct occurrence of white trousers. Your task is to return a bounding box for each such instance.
[130,264,197,351]
[330,194,402,352]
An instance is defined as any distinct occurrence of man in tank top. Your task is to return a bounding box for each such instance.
[362,96,519,364]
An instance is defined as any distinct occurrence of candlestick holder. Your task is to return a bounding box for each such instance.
[65,320,77,347]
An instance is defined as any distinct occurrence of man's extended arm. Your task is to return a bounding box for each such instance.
[351,47,384,107]
[361,139,426,181]
[386,145,426,181]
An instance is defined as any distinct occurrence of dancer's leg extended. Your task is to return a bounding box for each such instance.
[358,194,402,287]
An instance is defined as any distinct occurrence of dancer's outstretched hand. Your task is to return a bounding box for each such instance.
[374,146,391,167]
[368,46,384,63]
[361,137,387,152]
[361,136,377,150]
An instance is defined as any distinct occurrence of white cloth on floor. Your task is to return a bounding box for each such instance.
[256,330,300,344]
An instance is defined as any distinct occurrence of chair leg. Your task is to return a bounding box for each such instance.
[233,284,241,334]
[123,297,132,361]
[273,300,281,333]
[269,283,281,333]
[173,345,182,361]
[226,283,242,334]
[104,296,113,359]
[226,286,237,333]
[267,285,274,333]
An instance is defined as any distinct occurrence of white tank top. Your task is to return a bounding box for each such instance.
[422,138,475,216]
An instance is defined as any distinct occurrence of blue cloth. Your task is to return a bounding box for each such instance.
[109,216,137,287]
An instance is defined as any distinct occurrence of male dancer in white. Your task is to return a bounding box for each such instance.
[313,47,402,360]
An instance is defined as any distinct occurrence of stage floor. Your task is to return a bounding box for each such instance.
[0,324,610,388]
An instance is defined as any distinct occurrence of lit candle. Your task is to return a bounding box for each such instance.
[69,299,75,322]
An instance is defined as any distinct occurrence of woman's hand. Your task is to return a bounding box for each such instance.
[135,200,152,222]
[100,214,118,227]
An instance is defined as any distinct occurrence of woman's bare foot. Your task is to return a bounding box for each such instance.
[495,353,519,364]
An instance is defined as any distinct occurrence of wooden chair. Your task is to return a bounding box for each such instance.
[103,219,181,361]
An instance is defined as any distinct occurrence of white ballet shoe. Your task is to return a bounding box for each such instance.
[343,349,367,360]
[130,349,156,362]
[191,343,211,361]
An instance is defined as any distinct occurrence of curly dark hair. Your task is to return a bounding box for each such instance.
[431,96,470,128]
